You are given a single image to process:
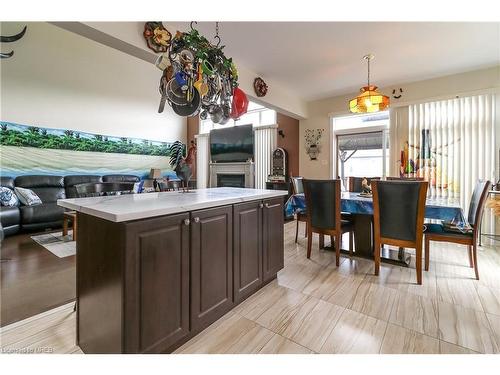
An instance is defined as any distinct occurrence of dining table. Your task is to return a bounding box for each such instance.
[284,192,467,266]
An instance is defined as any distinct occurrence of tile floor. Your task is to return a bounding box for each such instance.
[1,221,500,354]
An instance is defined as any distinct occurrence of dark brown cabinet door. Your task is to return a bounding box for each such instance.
[190,206,233,331]
[233,201,263,304]
[124,213,190,353]
[262,197,284,282]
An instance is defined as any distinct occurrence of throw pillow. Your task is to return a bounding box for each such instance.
[14,187,42,206]
[0,187,20,207]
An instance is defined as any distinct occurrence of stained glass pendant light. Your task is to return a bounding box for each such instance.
[349,54,389,113]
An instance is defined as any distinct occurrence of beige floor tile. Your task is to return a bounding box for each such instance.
[175,313,271,354]
[255,288,310,332]
[319,309,387,354]
[476,284,500,316]
[335,256,373,275]
[232,281,287,320]
[438,301,498,353]
[380,323,440,354]
[258,334,312,354]
[278,298,344,352]
[277,261,323,292]
[437,277,484,312]
[349,281,397,321]
[389,292,439,338]
[301,268,363,307]
[223,325,275,354]
[486,313,500,350]
[439,341,478,354]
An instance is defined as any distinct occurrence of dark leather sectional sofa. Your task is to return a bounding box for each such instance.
[0,174,140,236]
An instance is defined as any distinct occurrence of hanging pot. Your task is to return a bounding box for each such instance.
[166,78,188,106]
[209,105,224,124]
[218,104,232,125]
[171,87,201,117]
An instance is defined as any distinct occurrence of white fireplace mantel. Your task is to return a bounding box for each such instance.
[209,162,255,188]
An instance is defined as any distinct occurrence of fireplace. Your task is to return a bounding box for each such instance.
[217,174,245,188]
[209,162,255,188]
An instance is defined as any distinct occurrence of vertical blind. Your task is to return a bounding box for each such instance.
[408,94,496,213]
[254,125,277,189]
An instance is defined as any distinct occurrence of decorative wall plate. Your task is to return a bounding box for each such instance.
[253,77,268,97]
[143,22,172,53]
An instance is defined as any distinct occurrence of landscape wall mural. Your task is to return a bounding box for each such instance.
[0,121,178,178]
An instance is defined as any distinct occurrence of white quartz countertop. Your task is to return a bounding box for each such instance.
[57,187,288,222]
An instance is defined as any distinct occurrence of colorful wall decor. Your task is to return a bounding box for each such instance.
[399,129,453,192]
[0,121,178,178]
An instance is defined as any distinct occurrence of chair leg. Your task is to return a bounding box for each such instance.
[416,242,423,285]
[335,234,341,267]
[319,234,324,249]
[349,231,354,255]
[467,245,474,268]
[330,235,335,250]
[472,244,479,280]
[62,217,68,237]
[374,239,380,276]
[295,219,299,243]
[306,229,313,259]
[424,236,430,271]
[304,222,307,238]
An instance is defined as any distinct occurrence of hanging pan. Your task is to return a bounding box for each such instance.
[171,87,201,117]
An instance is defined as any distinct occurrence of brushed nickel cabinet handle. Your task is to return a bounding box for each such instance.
[264,203,270,208]
[183,219,190,226]
[194,217,200,223]
[259,203,264,208]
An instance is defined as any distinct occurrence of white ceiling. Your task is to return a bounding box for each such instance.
[166,22,500,101]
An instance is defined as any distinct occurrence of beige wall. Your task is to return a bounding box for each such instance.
[299,66,500,178]
[0,22,186,143]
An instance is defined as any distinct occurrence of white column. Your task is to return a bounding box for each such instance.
[254,124,277,189]
[195,133,210,189]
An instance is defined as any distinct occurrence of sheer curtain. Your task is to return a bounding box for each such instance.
[407,94,496,213]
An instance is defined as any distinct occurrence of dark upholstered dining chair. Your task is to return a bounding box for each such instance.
[291,176,308,243]
[75,182,135,198]
[347,176,380,192]
[303,179,354,266]
[425,180,491,280]
[372,180,428,284]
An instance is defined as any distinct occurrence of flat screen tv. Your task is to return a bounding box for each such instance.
[210,125,254,163]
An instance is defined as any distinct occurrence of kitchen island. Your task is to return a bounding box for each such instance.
[58,187,288,354]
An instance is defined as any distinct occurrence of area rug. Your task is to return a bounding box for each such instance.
[30,231,76,258]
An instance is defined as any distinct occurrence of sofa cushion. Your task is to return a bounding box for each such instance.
[0,186,19,207]
[15,175,66,203]
[102,174,140,183]
[14,187,43,206]
[64,175,103,198]
[1,176,15,190]
[0,206,21,227]
[20,203,65,225]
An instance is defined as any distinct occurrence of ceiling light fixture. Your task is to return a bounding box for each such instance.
[349,54,389,113]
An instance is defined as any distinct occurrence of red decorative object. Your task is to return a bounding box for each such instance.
[143,22,171,53]
[230,87,249,119]
[253,77,268,97]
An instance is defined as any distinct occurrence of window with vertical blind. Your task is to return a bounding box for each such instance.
[406,94,496,212]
